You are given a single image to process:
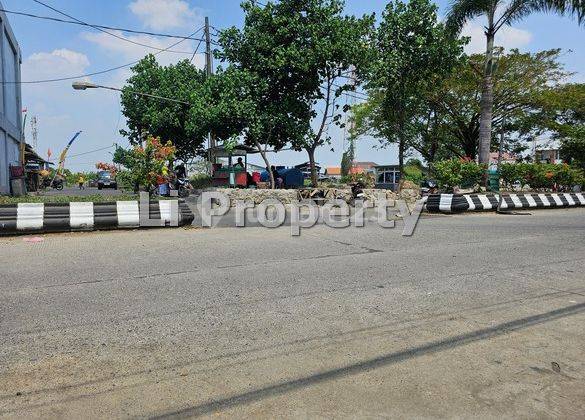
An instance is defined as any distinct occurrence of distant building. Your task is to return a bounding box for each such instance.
[295,161,321,179]
[351,161,378,174]
[324,166,342,180]
[374,165,401,191]
[535,149,562,164]
[488,152,518,168]
[0,5,23,195]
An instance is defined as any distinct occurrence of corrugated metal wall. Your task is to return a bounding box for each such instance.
[0,2,23,195]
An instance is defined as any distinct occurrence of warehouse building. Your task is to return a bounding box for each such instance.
[0,4,23,195]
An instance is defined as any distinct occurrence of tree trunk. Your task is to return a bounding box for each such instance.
[478,23,496,165]
[307,147,318,187]
[254,140,275,189]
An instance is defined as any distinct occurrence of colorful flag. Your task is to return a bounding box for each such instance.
[56,131,82,176]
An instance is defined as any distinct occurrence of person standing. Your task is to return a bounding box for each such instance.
[77,174,85,190]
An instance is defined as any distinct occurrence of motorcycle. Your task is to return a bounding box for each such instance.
[41,177,64,190]
[350,181,366,205]
[421,179,439,196]
[175,178,192,198]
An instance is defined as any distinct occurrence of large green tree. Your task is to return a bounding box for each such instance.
[218,0,374,187]
[535,83,585,166]
[446,0,585,166]
[354,0,465,173]
[426,49,569,161]
[120,55,210,161]
[217,1,317,188]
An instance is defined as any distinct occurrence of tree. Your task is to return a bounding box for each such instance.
[218,0,374,187]
[113,137,175,193]
[217,1,316,188]
[281,0,374,187]
[355,0,465,174]
[536,83,585,166]
[425,49,570,161]
[446,0,585,166]
[120,55,209,161]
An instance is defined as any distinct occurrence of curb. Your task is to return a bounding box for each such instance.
[0,200,194,236]
[426,193,585,213]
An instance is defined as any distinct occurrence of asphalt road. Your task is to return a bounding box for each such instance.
[1,209,584,418]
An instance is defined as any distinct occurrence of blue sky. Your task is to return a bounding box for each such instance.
[3,0,584,172]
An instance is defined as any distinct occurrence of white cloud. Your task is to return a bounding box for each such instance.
[81,30,205,68]
[462,23,532,54]
[128,0,202,30]
[22,49,90,82]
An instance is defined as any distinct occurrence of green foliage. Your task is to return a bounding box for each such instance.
[0,194,138,204]
[433,159,486,190]
[403,165,424,184]
[113,137,176,192]
[189,173,213,189]
[500,162,583,190]
[340,152,352,177]
[340,172,375,188]
[217,0,374,187]
[354,0,466,169]
[535,83,585,166]
[120,55,209,161]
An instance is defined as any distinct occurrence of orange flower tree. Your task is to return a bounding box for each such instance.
[113,136,176,192]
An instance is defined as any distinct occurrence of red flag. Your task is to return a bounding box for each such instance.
[47,148,52,159]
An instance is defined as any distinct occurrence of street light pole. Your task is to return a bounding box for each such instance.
[204,17,216,164]
[72,81,191,106]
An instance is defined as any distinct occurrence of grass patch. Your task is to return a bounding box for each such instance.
[0,194,139,204]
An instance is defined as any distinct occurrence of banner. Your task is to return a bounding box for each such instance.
[56,131,82,176]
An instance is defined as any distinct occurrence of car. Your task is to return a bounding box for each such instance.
[97,171,117,190]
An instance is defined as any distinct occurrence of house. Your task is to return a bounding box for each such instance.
[535,148,562,164]
[351,161,378,174]
[0,4,23,195]
[489,152,517,164]
[295,161,322,178]
[324,166,342,180]
[374,165,401,191]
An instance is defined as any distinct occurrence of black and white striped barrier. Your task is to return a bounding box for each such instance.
[426,193,585,213]
[0,200,194,235]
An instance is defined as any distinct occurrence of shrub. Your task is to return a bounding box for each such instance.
[403,165,424,185]
[433,158,486,190]
[190,173,212,189]
[340,172,375,188]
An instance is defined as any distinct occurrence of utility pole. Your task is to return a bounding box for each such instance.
[204,17,216,163]
[31,116,38,151]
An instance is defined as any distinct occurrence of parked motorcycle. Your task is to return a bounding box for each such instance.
[41,177,64,190]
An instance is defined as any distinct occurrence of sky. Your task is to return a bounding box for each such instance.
[3,0,584,172]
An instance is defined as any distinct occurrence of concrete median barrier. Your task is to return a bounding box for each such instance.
[0,200,194,236]
[425,192,585,213]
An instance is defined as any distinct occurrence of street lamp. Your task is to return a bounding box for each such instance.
[71,81,191,105]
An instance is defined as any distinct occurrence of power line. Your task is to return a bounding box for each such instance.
[9,26,203,84]
[67,144,115,159]
[0,8,205,41]
[31,0,203,55]
[190,37,204,64]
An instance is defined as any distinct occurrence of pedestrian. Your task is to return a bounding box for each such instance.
[77,174,85,190]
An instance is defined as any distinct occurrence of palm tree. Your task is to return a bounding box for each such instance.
[447,0,585,165]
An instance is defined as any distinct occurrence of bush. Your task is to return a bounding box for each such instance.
[340,172,375,188]
[190,173,212,189]
[499,162,583,191]
[433,158,486,191]
[403,165,424,185]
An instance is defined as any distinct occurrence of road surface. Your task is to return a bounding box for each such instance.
[1,209,584,418]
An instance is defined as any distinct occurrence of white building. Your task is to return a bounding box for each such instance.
[0,4,23,195]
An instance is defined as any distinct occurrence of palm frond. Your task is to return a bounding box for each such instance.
[500,0,585,29]
[446,0,497,34]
